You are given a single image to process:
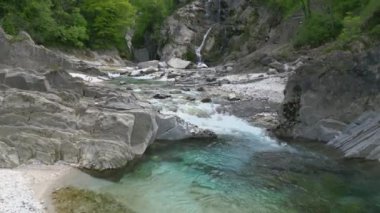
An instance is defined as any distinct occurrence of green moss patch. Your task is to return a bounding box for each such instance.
[52,187,134,213]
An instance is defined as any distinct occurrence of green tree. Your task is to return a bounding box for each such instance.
[0,0,57,43]
[51,0,88,47]
[80,0,136,50]
[0,0,87,47]
[131,0,176,47]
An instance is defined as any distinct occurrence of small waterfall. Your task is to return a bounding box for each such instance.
[195,27,213,68]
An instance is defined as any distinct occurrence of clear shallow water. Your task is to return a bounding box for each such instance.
[97,114,380,213]
[97,78,380,213]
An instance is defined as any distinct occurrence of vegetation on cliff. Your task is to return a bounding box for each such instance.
[0,0,177,53]
[266,0,380,48]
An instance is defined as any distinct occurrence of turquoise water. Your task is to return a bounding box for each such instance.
[97,132,380,213]
[96,78,380,212]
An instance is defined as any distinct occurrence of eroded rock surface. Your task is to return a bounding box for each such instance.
[276,46,380,159]
[328,112,380,161]
[0,29,215,171]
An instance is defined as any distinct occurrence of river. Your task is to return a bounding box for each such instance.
[67,77,380,213]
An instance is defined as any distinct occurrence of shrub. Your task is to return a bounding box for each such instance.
[369,25,380,39]
[337,14,362,45]
[294,14,342,48]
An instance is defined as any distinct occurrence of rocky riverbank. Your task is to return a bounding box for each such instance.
[0,164,75,213]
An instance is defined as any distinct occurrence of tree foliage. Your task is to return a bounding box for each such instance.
[130,0,176,47]
[294,13,342,48]
[80,0,135,50]
[270,0,380,48]
[0,0,178,52]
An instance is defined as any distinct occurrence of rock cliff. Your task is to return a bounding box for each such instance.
[159,0,299,70]
[275,46,380,160]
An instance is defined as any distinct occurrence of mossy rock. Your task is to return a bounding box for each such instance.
[52,187,134,213]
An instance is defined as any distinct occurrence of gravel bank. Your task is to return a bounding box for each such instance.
[0,165,75,213]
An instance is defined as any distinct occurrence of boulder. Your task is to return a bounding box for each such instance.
[227,93,240,101]
[201,97,212,103]
[226,66,234,72]
[267,68,278,75]
[153,94,172,99]
[137,60,160,69]
[268,61,285,73]
[158,61,168,69]
[156,115,216,140]
[167,58,192,69]
[276,46,380,147]
[144,67,159,74]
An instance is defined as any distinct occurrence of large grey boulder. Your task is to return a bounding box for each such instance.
[276,46,380,146]
[328,112,380,161]
[167,58,192,69]
[137,60,160,69]
[0,68,215,170]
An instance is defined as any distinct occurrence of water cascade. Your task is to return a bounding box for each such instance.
[195,27,213,68]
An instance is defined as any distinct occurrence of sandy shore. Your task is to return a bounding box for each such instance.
[0,164,77,213]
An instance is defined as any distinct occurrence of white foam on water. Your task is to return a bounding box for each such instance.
[161,102,283,148]
[69,73,105,83]
[107,72,120,78]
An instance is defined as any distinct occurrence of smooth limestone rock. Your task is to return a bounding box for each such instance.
[137,60,160,69]
[167,58,192,69]
[0,26,218,171]
[0,68,215,170]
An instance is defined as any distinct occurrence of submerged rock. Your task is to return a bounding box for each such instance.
[153,94,172,99]
[201,97,212,103]
[52,187,134,213]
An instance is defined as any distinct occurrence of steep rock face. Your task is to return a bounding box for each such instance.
[159,0,211,61]
[159,0,300,69]
[276,46,380,145]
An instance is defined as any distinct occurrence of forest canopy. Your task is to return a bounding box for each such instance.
[0,0,178,51]
[265,0,380,48]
